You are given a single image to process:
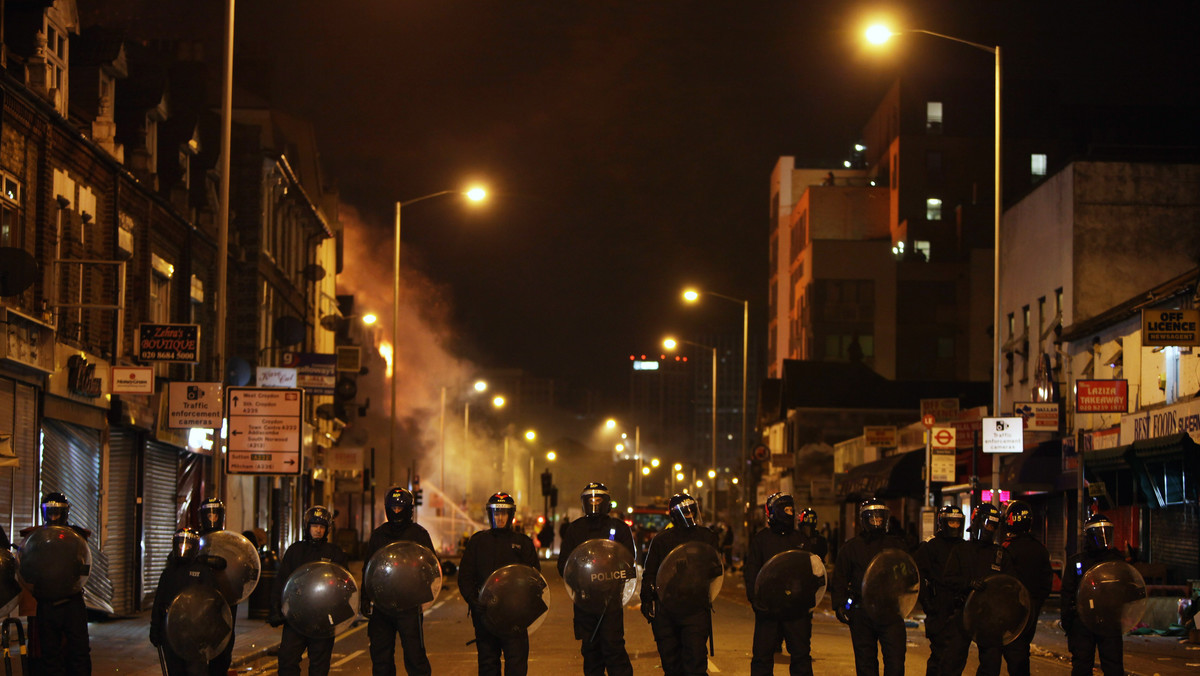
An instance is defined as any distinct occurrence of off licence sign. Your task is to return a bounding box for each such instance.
[1142,309,1200,347]
[225,387,303,475]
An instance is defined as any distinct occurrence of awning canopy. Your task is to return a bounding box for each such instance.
[1001,440,1062,492]
[839,449,924,501]
[1126,433,1199,508]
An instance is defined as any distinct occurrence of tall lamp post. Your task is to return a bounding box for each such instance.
[390,187,487,484]
[664,337,717,519]
[866,25,1002,505]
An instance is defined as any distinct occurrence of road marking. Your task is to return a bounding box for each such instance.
[709,659,720,672]
[332,649,365,667]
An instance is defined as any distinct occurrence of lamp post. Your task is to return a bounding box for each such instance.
[866,25,1002,504]
[391,188,487,486]
[664,337,718,520]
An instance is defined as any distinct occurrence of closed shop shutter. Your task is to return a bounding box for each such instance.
[106,430,139,615]
[1043,493,1068,566]
[1150,505,1199,582]
[0,378,39,536]
[141,441,179,607]
[41,419,110,613]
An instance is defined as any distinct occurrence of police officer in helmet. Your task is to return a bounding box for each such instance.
[1000,500,1053,676]
[21,492,93,675]
[913,505,966,676]
[458,492,541,676]
[195,497,237,676]
[270,506,349,676]
[830,498,909,676]
[363,487,435,675]
[1062,514,1127,676]
[942,503,1015,676]
[198,497,225,535]
[557,482,635,676]
[150,528,225,674]
[797,508,828,562]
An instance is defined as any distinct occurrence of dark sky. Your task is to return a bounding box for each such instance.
[89,1,1200,409]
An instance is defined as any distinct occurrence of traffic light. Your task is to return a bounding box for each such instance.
[412,475,422,506]
[549,486,558,509]
[541,470,553,496]
[414,489,423,506]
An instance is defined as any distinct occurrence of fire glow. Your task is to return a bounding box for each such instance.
[379,341,394,379]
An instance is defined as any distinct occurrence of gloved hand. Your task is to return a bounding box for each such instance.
[268,612,285,628]
[203,554,228,571]
[835,606,851,624]
[969,578,986,592]
[640,598,656,623]
[149,628,162,647]
[360,600,373,619]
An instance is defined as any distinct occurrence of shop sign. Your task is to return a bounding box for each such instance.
[864,425,897,447]
[920,398,960,422]
[281,352,336,395]
[256,367,297,388]
[1013,402,1059,431]
[111,366,154,394]
[1120,397,1200,445]
[1076,380,1128,413]
[1142,309,1200,347]
[138,323,200,363]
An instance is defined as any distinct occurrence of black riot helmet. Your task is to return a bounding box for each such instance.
[581,482,612,518]
[763,493,795,531]
[40,492,70,526]
[172,527,201,561]
[970,503,1003,544]
[385,487,415,524]
[1083,513,1115,553]
[304,506,333,542]
[799,508,819,535]
[198,498,226,533]
[668,493,700,528]
[486,492,517,530]
[858,498,889,534]
[935,505,965,538]
[1003,500,1033,536]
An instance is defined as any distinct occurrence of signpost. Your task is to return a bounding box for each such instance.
[225,387,304,475]
[930,426,957,482]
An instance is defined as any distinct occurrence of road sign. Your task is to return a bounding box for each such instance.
[167,382,222,429]
[931,426,957,450]
[982,417,1023,454]
[922,414,936,429]
[225,387,304,475]
[111,366,154,394]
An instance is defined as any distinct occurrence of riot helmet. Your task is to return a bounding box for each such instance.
[304,506,332,542]
[486,492,516,530]
[581,482,611,518]
[198,498,226,533]
[1003,500,1033,536]
[763,493,795,532]
[799,508,819,536]
[1083,513,1115,552]
[858,498,888,534]
[385,487,415,524]
[935,505,965,538]
[172,527,201,561]
[668,493,700,528]
[969,503,1003,544]
[40,492,69,526]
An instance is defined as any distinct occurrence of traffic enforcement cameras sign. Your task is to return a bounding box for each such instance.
[982,417,1023,454]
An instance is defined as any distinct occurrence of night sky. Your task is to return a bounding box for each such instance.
[86,1,1200,410]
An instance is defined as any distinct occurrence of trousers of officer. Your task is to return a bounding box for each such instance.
[923,609,970,676]
[651,610,710,676]
[471,610,530,676]
[1000,602,1040,676]
[368,607,431,676]
[750,610,812,676]
[942,610,1003,676]
[207,603,236,676]
[35,593,92,675]
[574,602,633,676]
[277,624,335,676]
[1066,623,1122,676]
[848,611,905,676]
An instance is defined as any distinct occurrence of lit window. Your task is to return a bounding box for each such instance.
[913,240,931,260]
[1031,153,1047,178]
[926,198,942,221]
[926,102,943,133]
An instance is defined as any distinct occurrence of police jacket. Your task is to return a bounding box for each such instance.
[1060,547,1124,627]
[943,539,1014,603]
[1002,533,1053,608]
[270,538,349,619]
[640,524,720,605]
[557,515,635,578]
[364,520,435,563]
[743,525,812,604]
[799,531,829,561]
[150,554,222,646]
[829,531,908,611]
[913,534,963,619]
[458,528,539,609]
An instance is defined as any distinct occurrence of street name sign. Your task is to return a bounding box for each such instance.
[225,387,304,475]
[167,382,222,429]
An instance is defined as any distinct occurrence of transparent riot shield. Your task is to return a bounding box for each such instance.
[562,538,638,614]
[860,547,920,623]
[478,563,550,637]
[753,549,827,620]
[17,525,91,600]
[0,549,21,615]
[197,530,261,605]
[281,560,360,639]
[963,573,1032,646]
[165,585,233,662]
[656,541,724,616]
[363,541,443,616]
[1077,560,1147,636]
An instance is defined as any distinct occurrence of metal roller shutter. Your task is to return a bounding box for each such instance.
[106,430,138,615]
[0,379,38,537]
[1150,505,1199,582]
[140,441,178,607]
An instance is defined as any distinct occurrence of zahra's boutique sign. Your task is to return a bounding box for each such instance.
[138,323,200,362]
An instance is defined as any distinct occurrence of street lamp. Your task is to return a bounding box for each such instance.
[664,336,718,520]
[441,378,503,507]
[866,24,1002,504]
[391,187,487,483]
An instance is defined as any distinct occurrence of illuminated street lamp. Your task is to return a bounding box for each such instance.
[361,313,378,325]
[546,451,557,462]
[441,378,503,504]
[664,335,718,519]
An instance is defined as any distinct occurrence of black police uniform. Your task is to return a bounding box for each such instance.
[363,520,435,676]
[830,530,909,676]
[458,528,541,676]
[1061,548,1125,676]
[1001,533,1053,676]
[641,525,721,676]
[744,525,821,676]
[150,552,223,675]
[557,515,636,676]
[798,530,828,562]
[913,532,965,676]
[198,529,238,676]
[21,523,92,676]
[941,539,1015,676]
[270,537,350,676]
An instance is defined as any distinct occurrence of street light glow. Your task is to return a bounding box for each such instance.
[361,313,378,325]
[605,419,617,430]
[650,458,660,467]
[466,186,487,202]
[492,395,506,408]
[615,443,625,452]
[695,480,703,488]
[473,380,488,392]
[525,430,536,441]
[707,469,716,479]
[663,337,678,350]
[682,288,700,303]
[546,451,556,461]
[641,466,651,476]
[865,24,893,44]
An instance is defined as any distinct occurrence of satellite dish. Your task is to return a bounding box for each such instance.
[225,357,252,386]
[273,316,306,346]
[319,315,345,332]
[315,404,337,420]
[0,247,38,297]
[302,264,326,282]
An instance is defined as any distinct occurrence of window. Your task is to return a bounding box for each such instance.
[0,173,21,247]
[1031,153,1047,179]
[926,198,943,221]
[1021,305,1030,381]
[913,240,931,261]
[926,101,943,133]
[43,19,69,114]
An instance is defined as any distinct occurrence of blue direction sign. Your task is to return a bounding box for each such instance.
[225,387,304,475]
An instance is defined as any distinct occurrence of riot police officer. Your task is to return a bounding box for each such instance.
[744,492,821,676]
[270,506,349,676]
[830,498,909,676]
[363,487,435,676]
[913,505,965,676]
[797,508,828,562]
[640,493,721,676]
[1000,501,1053,676]
[458,492,541,676]
[150,528,225,675]
[942,503,1015,676]
[1061,514,1126,676]
[196,497,238,676]
[557,482,635,676]
[22,492,93,675]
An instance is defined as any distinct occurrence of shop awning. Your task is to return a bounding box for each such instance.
[839,448,924,500]
[1082,445,1131,476]
[1001,440,1062,492]
[1126,433,1199,508]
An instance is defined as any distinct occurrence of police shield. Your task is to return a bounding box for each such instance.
[363,541,443,616]
[656,541,724,616]
[1077,560,1148,636]
[478,564,550,638]
[859,548,920,622]
[0,549,21,616]
[963,573,1032,647]
[17,525,91,600]
[752,549,827,619]
[165,585,233,663]
[197,530,261,605]
[281,561,360,639]
[562,538,638,614]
